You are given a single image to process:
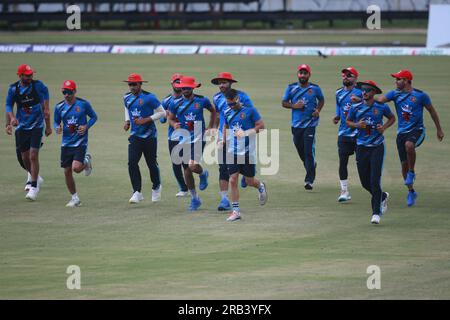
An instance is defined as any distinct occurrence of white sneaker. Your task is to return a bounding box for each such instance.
[25,187,39,201]
[175,190,189,197]
[381,192,389,215]
[371,214,381,224]
[258,182,267,206]
[66,197,81,207]
[338,190,351,202]
[25,175,44,191]
[226,211,241,222]
[129,191,143,204]
[152,185,162,202]
[84,153,92,176]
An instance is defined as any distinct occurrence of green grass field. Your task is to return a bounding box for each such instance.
[0,52,449,299]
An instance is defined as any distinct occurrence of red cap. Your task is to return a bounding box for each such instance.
[297,64,311,74]
[341,67,359,77]
[61,80,77,91]
[356,80,382,94]
[211,72,238,85]
[174,76,201,89]
[123,73,148,83]
[171,73,183,83]
[391,69,413,81]
[17,64,34,76]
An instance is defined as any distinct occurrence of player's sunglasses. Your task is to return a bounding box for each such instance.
[298,70,309,75]
[62,89,74,95]
[128,82,139,87]
[342,72,355,78]
[181,87,193,91]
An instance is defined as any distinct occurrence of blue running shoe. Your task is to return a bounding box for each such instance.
[407,191,417,207]
[218,197,231,211]
[199,169,209,191]
[189,197,202,211]
[241,176,247,188]
[404,171,415,186]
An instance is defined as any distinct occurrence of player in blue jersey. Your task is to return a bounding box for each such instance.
[5,64,51,201]
[375,70,444,207]
[221,89,267,222]
[167,76,217,211]
[282,64,325,190]
[123,73,166,204]
[346,80,396,224]
[332,67,363,202]
[54,80,97,207]
[160,73,189,197]
[211,72,255,211]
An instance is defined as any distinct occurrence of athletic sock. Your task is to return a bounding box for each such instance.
[31,181,37,188]
[27,172,32,182]
[219,191,228,200]
[258,182,265,193]
[189,189,198,200]
[232,202,240,212]
[340,179,348,192]
[72,193,79,200]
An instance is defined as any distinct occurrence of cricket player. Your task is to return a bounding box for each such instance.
[346,80,396,224]
[5,64,51,200]
[282,64,325,190]
[332,67,363,202]
[375,70,444,206]
[211,72,255,211]
[123,73,165,204]
[160,73,189,197]
[54,80,97,207]
[221,89,267,222]
[167,76,216,211]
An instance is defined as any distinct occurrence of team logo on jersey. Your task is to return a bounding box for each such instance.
[185,112,196,122]
[411,96,416,103]
[401,104,412,122]
[67,116,78,133]
[343,103,352,118]
[138,99,143,106]
[131,109,141,119]
[240,112,246,119]
[364,117,375,135]
[194,103,200,109]
[75,106,80,112]
[308,89,313,95]
[231,122,243,134]
[373,108,379,116]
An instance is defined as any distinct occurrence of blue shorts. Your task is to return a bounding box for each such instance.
[61,146,87,168]
[218,144,229,181]
[227,155,256,178]
[338,135,357,157]
[396,129,425,163]
[15,128,43,152]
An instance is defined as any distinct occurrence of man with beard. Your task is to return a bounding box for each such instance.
[123,73,166,204]
[54,80,97,207]
[346,80,396,225]
[282,64,325,190]
[160,73,189,197]
[332,67,363,202]
[221,89,267,222]
[167,76,216,211]
[5,64,51,200]
[375,70,444,207]
[211,72,254,211]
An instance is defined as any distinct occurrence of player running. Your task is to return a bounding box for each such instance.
[282,64,325,190]
[167,76,217,211]
[211,72,255,211]
[5,64,51,200]
[346,80,396,225]
[332,67,363,202]
[160,73,189,197]
[375,69,444,206]
[123,73,166,204]
[221,89,267,222]
[54,80,97,207]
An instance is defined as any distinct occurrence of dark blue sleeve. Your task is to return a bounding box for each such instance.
[241,92,255,108]
[203,97,213,111]
[53,105,61,129]
[282,85,291,101]
[421,92,432,107]
[251,107,262,122]
[383,104,394,117]
[335,94,340,117]
[384,90,396,102]
[36,81,49,102]
[315,86,324,101]
[85,101,98,128]
[347,107,356,122]
[5,86,15,113]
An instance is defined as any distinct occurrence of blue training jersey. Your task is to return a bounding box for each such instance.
[5,80,49,130]
[385,88,431,134]
[283,82,324,128]
[54,97,97,147]
[161,93,183,140]
[335,86,363,137]
[169,94,213,144]
[224,104,261,156]
[124,90,161,139]
[347,101,393,147]
[213,90,254,139]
